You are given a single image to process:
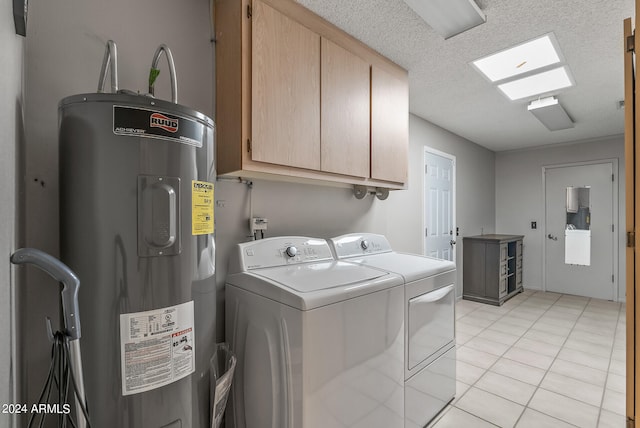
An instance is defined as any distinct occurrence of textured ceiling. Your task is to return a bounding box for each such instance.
[295,0,633,151]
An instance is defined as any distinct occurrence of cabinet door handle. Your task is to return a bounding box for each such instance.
[547,234,558,241]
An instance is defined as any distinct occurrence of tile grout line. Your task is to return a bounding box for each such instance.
[511,295,592,428]
[455,291,566,426]
[445,293,535,427]
[433,292,623,428]
[458,291,606,428]
[594,300,626,424]
[493,292,583,427]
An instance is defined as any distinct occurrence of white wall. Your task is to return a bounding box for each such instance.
[495,136,626,301]
[0,0,24,424]
[214,115,495,339]
[22,0,213,410]
[214,176,403,340]
[406,115,496,297]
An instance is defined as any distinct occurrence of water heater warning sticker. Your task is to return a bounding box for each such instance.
[192,180,214,235]
[119,301,195,396]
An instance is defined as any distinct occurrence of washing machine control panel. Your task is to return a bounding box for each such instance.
[330,233,393,258]
[238,237,334,270]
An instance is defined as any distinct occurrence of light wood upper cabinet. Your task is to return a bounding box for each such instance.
[371,65,409,184]
[321,38,370,178]
[252,0,321,170]
[215,0,408,189]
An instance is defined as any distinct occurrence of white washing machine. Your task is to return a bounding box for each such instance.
[329,234,457,428]
[225,237,405,428]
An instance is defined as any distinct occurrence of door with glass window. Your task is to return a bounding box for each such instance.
[544,162,615,300]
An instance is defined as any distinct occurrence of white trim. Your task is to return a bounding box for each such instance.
[423,147,457,263]
[541,158,619,301]
[500,134,623,155]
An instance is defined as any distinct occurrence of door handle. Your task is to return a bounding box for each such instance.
[450,240,456,246]
[547,234,558,241]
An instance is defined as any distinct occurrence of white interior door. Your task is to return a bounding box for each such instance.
[544,162,615,300]
[424,148,455,261]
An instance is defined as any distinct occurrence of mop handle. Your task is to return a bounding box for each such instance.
[10,248,82,340]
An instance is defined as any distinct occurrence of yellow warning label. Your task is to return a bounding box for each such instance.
[192,180,214,235]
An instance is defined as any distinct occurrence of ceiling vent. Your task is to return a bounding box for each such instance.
[403,0,486,39]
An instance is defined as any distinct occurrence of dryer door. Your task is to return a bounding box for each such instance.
[407,283,455,370]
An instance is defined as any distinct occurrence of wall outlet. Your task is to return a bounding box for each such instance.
[251,217,268,231]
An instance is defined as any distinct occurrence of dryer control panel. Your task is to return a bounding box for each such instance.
[230,237,334,272]
[330,233,393,259]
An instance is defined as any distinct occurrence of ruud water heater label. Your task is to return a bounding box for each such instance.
[113,105,204,147]
[119,301,195,396]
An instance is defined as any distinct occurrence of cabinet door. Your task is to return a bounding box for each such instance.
[251,0,321,170]
[516,269,523,287]
[499,277,508,297]
[499,243,508,261]
[500,261,508,278]
[371,65,408,183]
[321,38,370,177]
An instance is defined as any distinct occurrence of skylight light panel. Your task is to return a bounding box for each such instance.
[497,66,573,101]
[472,34,561,82]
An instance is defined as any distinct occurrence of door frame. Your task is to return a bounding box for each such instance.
[624,15,637,424]
[541,158,619,300]
[423,146,457,262]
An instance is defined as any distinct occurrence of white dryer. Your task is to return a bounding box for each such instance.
[225,237,405,428]
[329,234,456,428]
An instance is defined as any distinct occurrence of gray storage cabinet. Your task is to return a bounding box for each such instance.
[463,234,524,305]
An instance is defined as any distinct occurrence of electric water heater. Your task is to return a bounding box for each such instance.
[59,89,216,427]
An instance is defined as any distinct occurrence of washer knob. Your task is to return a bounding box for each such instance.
[285,246,298,257]
[361,240,369,250]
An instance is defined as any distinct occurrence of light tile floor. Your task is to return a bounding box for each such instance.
[429,289,626,428]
